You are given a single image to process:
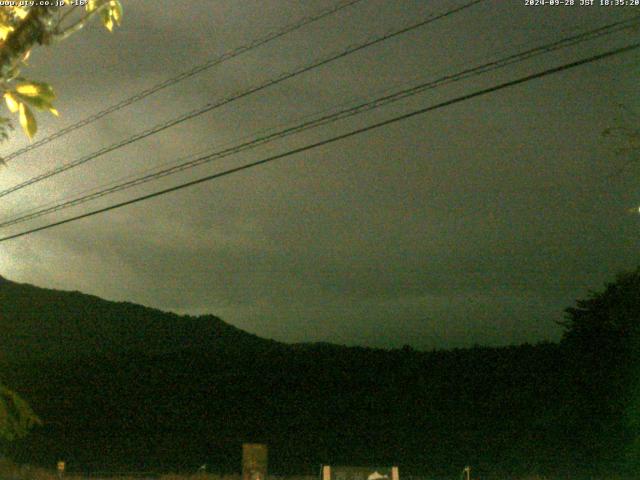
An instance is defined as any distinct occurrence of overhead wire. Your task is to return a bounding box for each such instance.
[0,17,636,229]
[5,14,636,224]
[0,0,485,199]
[0,41,636,243]
[0,0,367,164]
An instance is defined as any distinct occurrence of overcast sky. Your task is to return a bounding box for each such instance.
[0,0,638,350]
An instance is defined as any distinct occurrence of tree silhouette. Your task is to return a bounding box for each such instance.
[559,267,640,472]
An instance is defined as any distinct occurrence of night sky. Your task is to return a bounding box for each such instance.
[0,0,637,350]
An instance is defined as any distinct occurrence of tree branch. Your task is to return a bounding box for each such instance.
[53,6,103,42]
[53,1,115,42]
[0,6,60,80]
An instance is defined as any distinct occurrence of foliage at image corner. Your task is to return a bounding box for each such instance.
[0,0,123,444]
[0,0,123,151]
[0,383,41,442]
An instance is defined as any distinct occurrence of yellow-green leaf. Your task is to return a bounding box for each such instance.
[15,84,40,97]
[109,0,123,25]
[87,0,100,12]
[101,7,114,32]
[0,25,14,42]
[15,82,54,101]
[14,7,29,20]
[19,103,36,140]
[38,83,55,102]
[15,93,53,111]
[49,107,59,117]
[4,93,19,113]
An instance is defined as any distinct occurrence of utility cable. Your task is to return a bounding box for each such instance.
[0,17,635,228]
[0,42,636,243]
[0,0,366,164]
[0,0,484,198]
[5,15,635,223]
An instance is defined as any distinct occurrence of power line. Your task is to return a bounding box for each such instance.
[5,15,636,223]
[1,18,635,229]
[0,42,636,243]
[0,95,372,222]
[0,0,484,199]
[0,0,366,164]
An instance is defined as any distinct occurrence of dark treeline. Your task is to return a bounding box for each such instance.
[1,270,638,479]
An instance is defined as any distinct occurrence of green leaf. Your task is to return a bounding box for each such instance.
[0,383,41,442]
[0,24,14,42]
[0,116,12,145]
[109,0,123,25]
[15,81,55,102]
[19,102,37,140]
[101,7,114,32]
[4,92,19,113]
[15,92,54,111]
[15,83,40,97]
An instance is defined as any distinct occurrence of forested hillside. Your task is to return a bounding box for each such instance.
[2,273,637,478]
